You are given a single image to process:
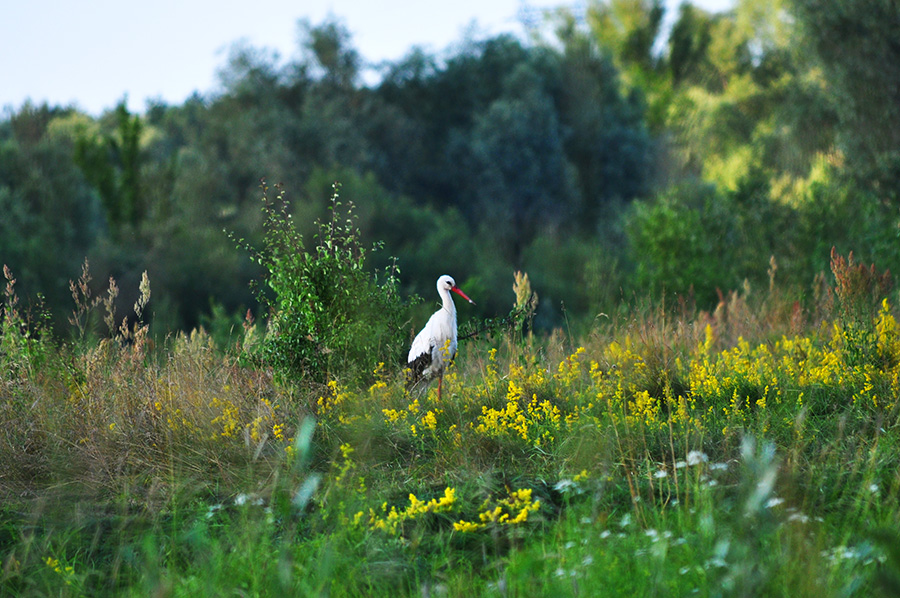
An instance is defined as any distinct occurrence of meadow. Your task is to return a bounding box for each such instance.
[3,1,899,594]
[2,244,900,597]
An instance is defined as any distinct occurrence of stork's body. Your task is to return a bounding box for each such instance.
[407,275,474,398]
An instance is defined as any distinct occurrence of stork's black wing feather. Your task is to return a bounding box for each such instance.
[406,347,433,388]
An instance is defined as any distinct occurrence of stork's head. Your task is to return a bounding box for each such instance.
[438,274,475,304]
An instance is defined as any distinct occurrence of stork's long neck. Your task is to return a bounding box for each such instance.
[440,287,457,317]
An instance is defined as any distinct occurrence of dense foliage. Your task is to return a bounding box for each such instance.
[3,0,899,335]
[243,181,408,384]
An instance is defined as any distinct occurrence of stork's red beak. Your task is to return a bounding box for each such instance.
[451,286,475,305]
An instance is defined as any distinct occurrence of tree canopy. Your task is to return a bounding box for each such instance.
[2,0,898,335]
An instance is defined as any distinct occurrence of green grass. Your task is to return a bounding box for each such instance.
[2,267,900,597]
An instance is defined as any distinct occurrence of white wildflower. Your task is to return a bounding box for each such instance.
[787,511,809,523]
[686,450,709,466]
[554,479,576,492]
[234,493,264,507]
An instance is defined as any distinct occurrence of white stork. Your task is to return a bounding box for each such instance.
[407,275,474,399]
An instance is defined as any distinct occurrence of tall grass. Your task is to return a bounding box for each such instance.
[1,248,899,596]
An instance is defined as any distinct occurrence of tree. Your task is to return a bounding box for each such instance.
[467,63,579,263]
[299,17,361,89]
[374,35,533,210]
[584,0,669,128]
[791,0,900,201]
[551,22,653,226]
[73,101,145,236]
[0,104,102,320]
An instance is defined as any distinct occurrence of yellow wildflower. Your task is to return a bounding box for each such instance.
[422,410,438,431]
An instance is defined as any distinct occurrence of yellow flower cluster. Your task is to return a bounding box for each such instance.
[475,387,561,446]
[318,379,351,413]
[210,396,240,438]
[876,299,900,363]
[628,390,661,426]
[555,346,586,387]
[209,394,288,447]
[453,488,542,532]
[383,397,417,423]
[248,396,280,444]
[45,556,76,585]
[354,484,541,536]
[362,487,457,534]
[368,362,389,395]
[684,306,900,418]
[605,338,651,394]
[422,409,439,431]
[333,443,358,488]
[467,351,567,445]
[382,395,445,438]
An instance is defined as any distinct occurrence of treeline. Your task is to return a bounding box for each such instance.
[1,0,899,336]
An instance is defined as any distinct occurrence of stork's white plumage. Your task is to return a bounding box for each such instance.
[407,275,474,399]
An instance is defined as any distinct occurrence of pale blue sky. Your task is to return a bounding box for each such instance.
[1,0,732,116]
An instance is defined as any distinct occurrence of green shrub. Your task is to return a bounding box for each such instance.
[1,264,51,380]
[627,181,740,307]
[243,181,408,384]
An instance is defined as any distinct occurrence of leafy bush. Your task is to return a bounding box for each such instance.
[243,181,407,384]
[1,265,51,380]
[627,181,740,307]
